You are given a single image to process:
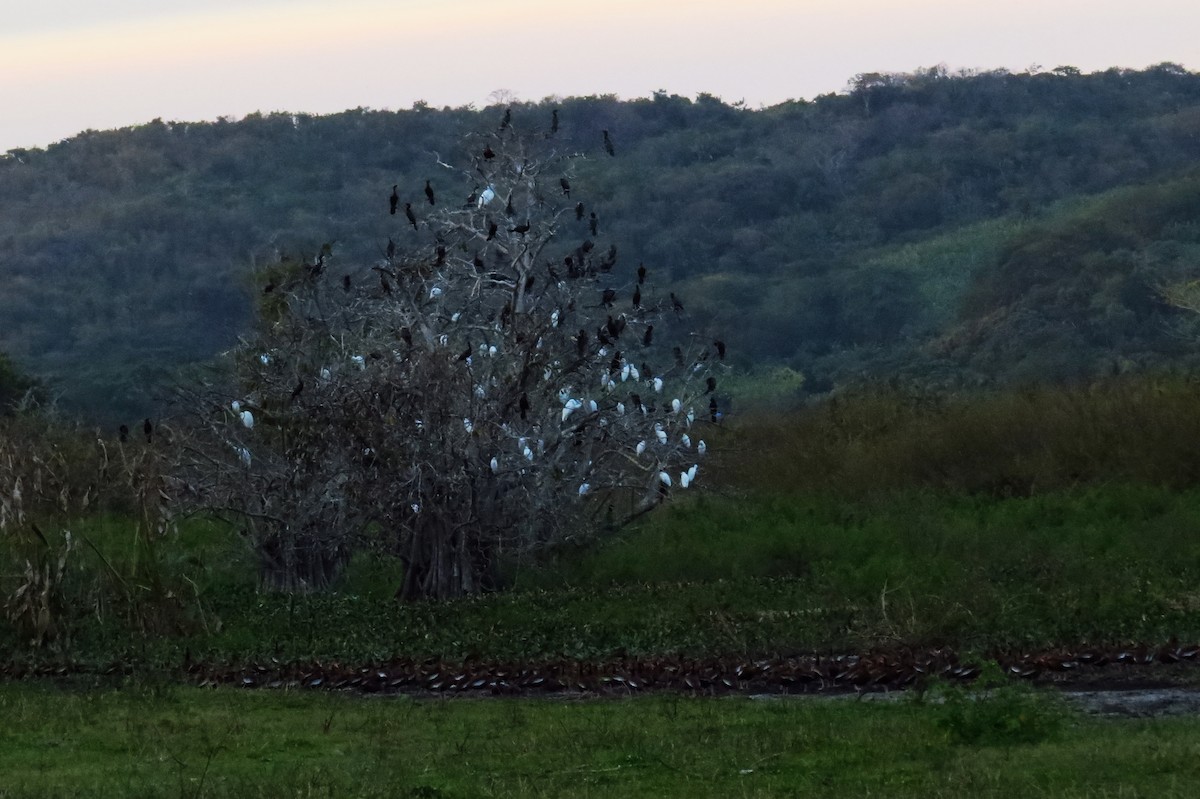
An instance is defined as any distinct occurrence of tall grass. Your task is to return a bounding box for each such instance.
[714,376,1200,498]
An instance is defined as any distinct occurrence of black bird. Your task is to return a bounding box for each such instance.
[714,339,726,359]
[589,212,598,237]
[575,202,584,221]
[465,187,478,207]
[505,193,515,216]
[637,263,647,284]
[601,287,616,306]
[486,219,498,240]
[643,325,653,346]
[143,418,153,443]
[405,202,418,230]
[519,392,531,420]
[709,396,719,422]
[606,315,620,339]
[425,180,436,205]
[524,274,535,292]
[380,274,393,295]
[389,184,399,215]
[602,129,615,156]
[473,252,486,272]
[581,239,595,254]
[118,424,129,443]
[706,376,717,394]
[670,292,685,313]
[560,177,571,197]
[609,350,622,374]
[576,329,589,357]
[435,245,446,266]
[597,326,611,346]
[483,145,496,160]
[633,286,641,308]
[510,222,531,235]
[263,282,275,294]
[674,346,684,366]
[291,379,305,400]
[551,108,559,134]
[400,326,413,346]
[386,238,395,259]
[630,393,643,412]
[457,343,472,361]
[500,107,511,130]
[642,363,653,380]
[342,274,352,292]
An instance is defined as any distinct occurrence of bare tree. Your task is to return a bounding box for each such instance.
[177,118,727,599]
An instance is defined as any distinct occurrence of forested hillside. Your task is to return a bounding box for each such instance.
[4,64,1200,422]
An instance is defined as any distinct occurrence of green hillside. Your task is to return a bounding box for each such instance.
[4,64,1200,421]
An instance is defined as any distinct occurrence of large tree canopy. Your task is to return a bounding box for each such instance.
[177,118,726,598]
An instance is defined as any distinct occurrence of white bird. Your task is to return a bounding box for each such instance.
[411,503,421,514]
[544,368,553,382]
[655,423,667,445]
[621,364,631,382]
[630,365,640,380]
[259,353,271,365]
[680,471,691,489]
[235,446,251,468]
[687,464,698,483]
[523,446,534,461]
[562,398,582,422]
[636,440,647,456]
[551,309,560,327]
[698,440,707,456]
[686,408,695,426]
[478,184,496,208]
[578,482,590,496]
[588,399,598,413]
[475,385,486,398]
[351,355,366,370]
[681,434,691,448]
[463,418,474,434]
[240,410,254,429]
[617,402,626,416]
[489,345,498,357]
[671,398,682,414]
[429,286,443,299]
[490,457,499,473]
[451,312,461,323]
[320,367,331,381]
[653,377,664,393]
[230,400,241,412]
[558,387,571,404]
[659,471,672,487]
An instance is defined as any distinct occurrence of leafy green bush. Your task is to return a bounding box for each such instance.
[926,663,1071,746]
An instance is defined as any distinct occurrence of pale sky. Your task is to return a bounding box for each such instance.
[2,0,1198,152]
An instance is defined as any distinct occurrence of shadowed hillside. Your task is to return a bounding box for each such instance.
[4,64,1200,421]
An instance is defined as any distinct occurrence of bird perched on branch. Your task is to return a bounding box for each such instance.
[425,180,436,205]
[405,203,418,230]
[602,129,615,156]
[560,177,571,197]
[389,185,399,215]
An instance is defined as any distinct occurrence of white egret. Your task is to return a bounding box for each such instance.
[524,446,534,461]
[653,377,664,393]
[478,184,496,208]
[489,345,498,357]
[659,471,672,487]
[636,440,647,456]
[655,424,667,445]
[320,367,331,381]
[681,434,691,448]
[687,464,698,483]
[686,408,695,426]
[411,503,421,513]
[259,353,271,365]
[490,457,499,473]
[463,418,474,434]
[671,398,682,414]
[680,471,691,488]
[698,440,707,456]
[551,309,560,327]
[235,446,251,468]
[588,399,598,413]
[230,400,241,412]
[558,387,571,404]
[621,363,631,382]
[240,410,255,429]
[451,312,461,322]
[578,483,590,496]
[617,402,626,416]
[351,355,366,370]
[429,286,443,299]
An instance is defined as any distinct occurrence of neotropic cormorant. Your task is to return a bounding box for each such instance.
[425,180,436,205]
[389,184,399,215]
[342,274,352,292]
[551,108,559,134]
[706,376,717,394]
[670,292,685,313]
[637,263,647,284]
[575,202,584,221]
[589,212,598,237]
[386,238,395,259]
[486,219,498,240]
[560,177,571,197]
[143,418,153,443]
[602,129,615,156]
[601,287,616,306]
[405,203,418,230]
[483,145,496,159]
[510,223,531,235]
[714,340,726,359]
[643,325,653,346]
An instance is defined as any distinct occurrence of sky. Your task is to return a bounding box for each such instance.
[2,0,1199,152]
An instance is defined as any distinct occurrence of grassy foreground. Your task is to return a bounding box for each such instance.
[0,681,1197,798]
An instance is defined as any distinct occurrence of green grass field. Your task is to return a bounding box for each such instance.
[2,680,1199,798]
